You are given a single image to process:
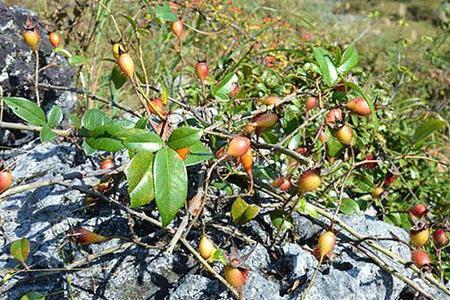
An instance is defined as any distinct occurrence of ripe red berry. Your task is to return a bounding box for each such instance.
[227,136,251,158]
[171,20,184,39]
[117,52,134,78]
[224,265,249,290]
[361,153,377,169]
[147,98,166,116]
[305,97,318,111]
[100,159,115,170]
[345,97,371,116]
[240,148,253,175]
[279,177,291,191]
[295,147,310,156]
[0,171,13,193]
[48,31,61,48]
[195,62,209,81]
[383,173,397,186]
[432,229,448,247]
[252,112,278,134]
[230,83,240,98]
[325,108,343,124]
[409,204,428,218]
[411,249,431,268]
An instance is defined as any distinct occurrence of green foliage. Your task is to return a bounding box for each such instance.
[10,238,30,264]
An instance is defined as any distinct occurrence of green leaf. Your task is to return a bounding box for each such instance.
[4,97,46,126]
[167,126,203,150]
[10,238,30,263]
[47,106,63,128]
[161,84,169,104]
[312,47,338,87]
[121,14,137,31]
[68,114,81,128]
[212,73,238,100]
[20,291,45,300]
[340,198,360,215]
[353,175,373,193]
[295,198,318,218]
[154,147,188,226]
[231,197,260,225]
[115,128,164,152]
[68,55,87,66]
[327,134,344,157]
[412,118,446,148]
[337,46,358,75]
[39,125,56,143]
[86,137,125,152]
[134,117,148,129]
[125,151,155,207]
[155,4,178,22]
[184,141,213,166]
[270,209,293,230]
[110,66,127,89]
[82,109,110,130]
[212,248,227,265]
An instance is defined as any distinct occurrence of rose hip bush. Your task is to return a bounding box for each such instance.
[1,1,449,298]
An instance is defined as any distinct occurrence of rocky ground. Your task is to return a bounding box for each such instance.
[1,3,449,300]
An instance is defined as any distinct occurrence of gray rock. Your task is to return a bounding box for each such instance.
[170,275,226,300]
[284,214,414,300]
[242,244,286,300]
[0,3,75,146]
[292,213,322,241]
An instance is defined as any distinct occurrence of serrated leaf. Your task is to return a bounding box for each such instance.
[47,106,63,128]
[20,291,45,300]
[340,198,360,215]
[125,151,155,207]
[184,141,213,166]
[10,238,30,263]
[167,126,203,150]
[82,109,110,130]
[312,47,338,87]
[412,118,446,148]
[4,97,46,126]
[337,46,358,75]
[154,147,188,226]
[212,73,238,100]
[155,4,178,22]
[39,125,56,143]
[115,128,164,152]
[231,197,260,225]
